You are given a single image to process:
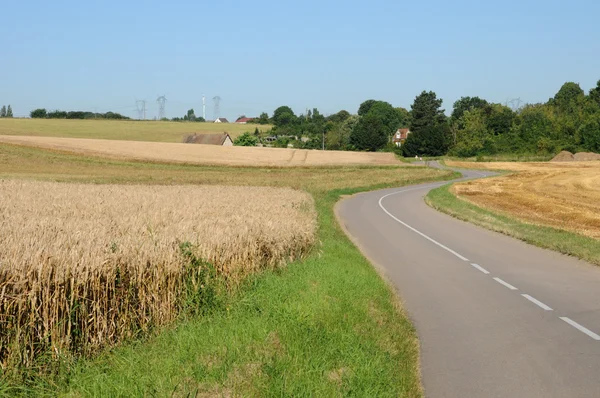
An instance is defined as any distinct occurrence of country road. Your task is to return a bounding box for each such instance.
[337,164,600,397]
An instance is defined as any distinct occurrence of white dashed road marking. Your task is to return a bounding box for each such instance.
[560,317,600,341]
[471,263,490,274]
[379,186,470,262]
[522,294,553,311]
[378,184,600,342]
[493,277,518,291]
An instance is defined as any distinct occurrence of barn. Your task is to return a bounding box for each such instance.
[183,132,234,146]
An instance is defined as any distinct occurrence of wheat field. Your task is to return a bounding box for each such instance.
[0,118,269,142]
[0,181,316,371]
[0,135,402,166]
[446,160,600,239]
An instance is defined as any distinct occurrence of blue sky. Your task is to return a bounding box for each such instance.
[1,0,599,120]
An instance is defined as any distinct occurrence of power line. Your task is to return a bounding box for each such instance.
[213,96,221,120]
[156,95,167,119]
[135,100,146,120]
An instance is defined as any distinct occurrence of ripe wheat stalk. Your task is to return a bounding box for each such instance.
[0,181,316,373]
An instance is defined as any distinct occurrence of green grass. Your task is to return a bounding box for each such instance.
[445,153,555,162]
[426,184,600,266]
[0,118,271,142]
[0,143,458,397]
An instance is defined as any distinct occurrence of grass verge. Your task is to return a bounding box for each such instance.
[426,184,600,266]
[0,143,457,396]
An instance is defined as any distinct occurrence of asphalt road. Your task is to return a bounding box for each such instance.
[337,164,600,397]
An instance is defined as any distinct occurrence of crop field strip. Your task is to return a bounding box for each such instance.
[446,160,600,239]
[0,118,269,142]
[0,135,402,167]
[0,181,316,371]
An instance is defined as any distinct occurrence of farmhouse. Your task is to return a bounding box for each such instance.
[183,132,233,146]
[214,117,229,123]
[235,117,254,124]
[392,128,411,147]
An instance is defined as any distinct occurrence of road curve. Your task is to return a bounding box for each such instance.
[337,164,600,398]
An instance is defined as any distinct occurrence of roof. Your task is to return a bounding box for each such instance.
[235,117,254,123]
[215,117,229,123]
[393,128,411,142]
[183,132,232,145]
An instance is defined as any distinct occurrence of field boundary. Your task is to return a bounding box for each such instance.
[425,183,600,266]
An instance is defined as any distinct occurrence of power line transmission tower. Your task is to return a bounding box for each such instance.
[507,97,523,112]
[202,95,206,120]
[135,100,147,120]
[157,95,167,119]
[213,96,221,120]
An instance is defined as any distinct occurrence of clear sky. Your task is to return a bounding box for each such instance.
[1,0,599,120]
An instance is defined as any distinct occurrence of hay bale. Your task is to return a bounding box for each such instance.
[550,150,574,162]
[574,152,600,161]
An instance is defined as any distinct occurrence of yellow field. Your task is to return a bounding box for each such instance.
[0,135,402,166]
[0,181,316,368]
[0,118,270,142]
[446,160,600,239]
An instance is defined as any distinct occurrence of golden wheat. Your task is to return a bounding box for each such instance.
[0,181,316,371]
[0,135,401,167]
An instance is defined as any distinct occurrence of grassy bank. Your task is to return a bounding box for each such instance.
[0,143,457,396]
[426,184,600,266]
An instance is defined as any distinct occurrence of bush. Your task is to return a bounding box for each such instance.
[30,108,48,118]
[233,132,258,147]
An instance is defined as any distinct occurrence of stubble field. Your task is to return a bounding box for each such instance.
[446,160,600,238]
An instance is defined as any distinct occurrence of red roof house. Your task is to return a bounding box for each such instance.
[392,128,411,147]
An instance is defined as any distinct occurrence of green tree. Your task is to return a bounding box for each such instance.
[358,99,377,116]
[485,104,514,136]
[254,112,270,124]
[272,106,297,127]
[576,115,600,152]
[395,107,411,128]
[406,91,450,156]
[402,124,451,157]
[349,112,389,151]
[552,82,585,111]
[233,132,258,146]
[451,96,489,123]
[326,115,358,150]
[0,106,5,118]
[590,80,600,107]
[183,109,196,121]
[30,108,47,118]
[410,91,447,134]
[7,104,13,117]
[367,101,402,135]
[513,104,554,151]
[451,109,493,157]
[327,110,351,124]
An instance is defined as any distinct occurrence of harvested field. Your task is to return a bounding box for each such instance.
[0,181,316,370]
[0,118,269,143]
[446,160,600,239]
[551,150,600,162]
[0,135,402,166]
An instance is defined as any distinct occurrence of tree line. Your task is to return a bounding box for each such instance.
[30,108,130,120]
[169,109,205,122]
[251,79,600,156]
[0,105,13,118]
